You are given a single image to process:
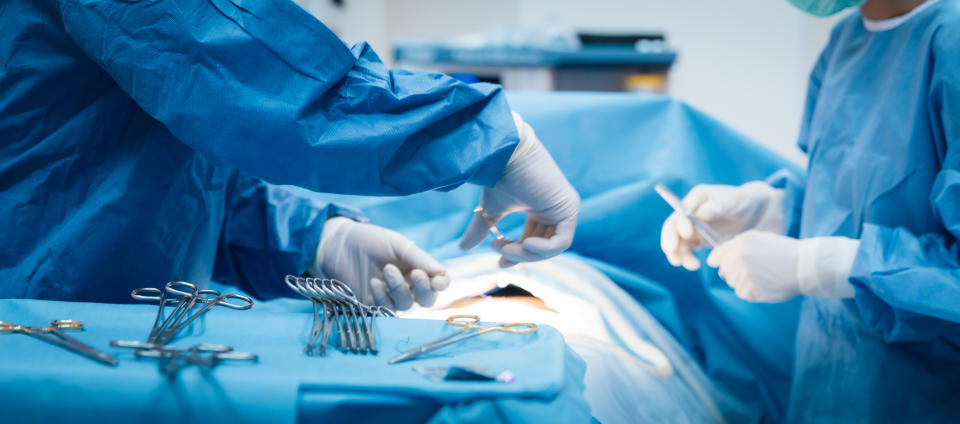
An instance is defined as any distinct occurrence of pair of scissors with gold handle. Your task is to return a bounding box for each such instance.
[0,319,118,366]
[388,314,536,364]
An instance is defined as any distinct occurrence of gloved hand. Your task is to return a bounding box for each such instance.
[661,181,785,271]
[311,217,450,311]
[459,112,580,267]
[706,230,860,303]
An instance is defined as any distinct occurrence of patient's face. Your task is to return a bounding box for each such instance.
[441,295,558,313]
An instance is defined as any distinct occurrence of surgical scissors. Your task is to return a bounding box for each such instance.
[0,319,118,366]
[388,314,537,364]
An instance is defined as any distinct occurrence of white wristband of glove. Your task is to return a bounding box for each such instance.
[797,236,860,298]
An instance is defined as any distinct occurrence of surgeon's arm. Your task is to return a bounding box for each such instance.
[846,31,960,345]
[212,172,365,299]
[59,0,517,195]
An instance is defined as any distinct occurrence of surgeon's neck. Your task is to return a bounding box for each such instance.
[860,0,927,20]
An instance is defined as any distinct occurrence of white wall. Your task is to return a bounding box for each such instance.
[332,0,845,164]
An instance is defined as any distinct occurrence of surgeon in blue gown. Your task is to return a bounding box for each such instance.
[0,0,579,308]
[661,0,960,421]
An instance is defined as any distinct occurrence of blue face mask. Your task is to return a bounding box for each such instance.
[787,0,863,16]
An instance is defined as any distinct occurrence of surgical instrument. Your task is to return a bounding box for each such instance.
[285,275,395,356]
[154,291,253,344]
[388,314,537,364]
[0,319,118,366]
[473,206,508,241]
[132,281,200,343]
[110,340,257,376]
[654,183,724,246]
[130,282,253,345]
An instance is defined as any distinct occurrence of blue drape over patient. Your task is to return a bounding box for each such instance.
[0,0,517,302]
[773,3,960,421]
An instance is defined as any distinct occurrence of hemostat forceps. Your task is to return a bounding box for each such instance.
[131,281,253,345]
[285,275,395,356]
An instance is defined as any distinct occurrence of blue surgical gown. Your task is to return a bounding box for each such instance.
[0,0,518,302]
[774,2,960,421]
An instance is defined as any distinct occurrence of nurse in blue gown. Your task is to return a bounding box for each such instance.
[0,0,579,309]
[661,0,960,421]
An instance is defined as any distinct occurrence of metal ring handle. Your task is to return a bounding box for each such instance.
[285,275,309,297]
[216,293,254,310]
[131,287,164,301]
[315,279,338,300]
[164,281,199,297]
[498,322,538,334]
[328,279,357,302]
[194,289,222,303]
[303,278,326,301]
[446,314,480,326]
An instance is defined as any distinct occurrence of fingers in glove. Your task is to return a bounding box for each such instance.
[431,275,451,291]
[707,236,752,298]
[662,214,700,269]
[661,214,682,266]
[669,241,699,271]
[499,256,518,268]
[675,214,697,240]
[664,213,701,247]
[706,236,737,268]
[517,219,540,242]
[370,278,397,310]
[492,239,544,263]
[520,216,576,259]
[681,186,711,212]
[725,266,753,300]
[694,201,730,222]
[383,264,414,311]
[409,269,436,307]
[733,284,754,301]
[393,238,445,276]
[459,213,494,251]
[681,251,701,271]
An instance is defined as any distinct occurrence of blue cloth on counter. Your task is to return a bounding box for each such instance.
[775,3,960,422]
[0,0,517,303]
[0,299,588,424]
[309,91,805,423]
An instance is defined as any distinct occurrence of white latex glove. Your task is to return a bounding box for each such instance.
[661,181,785,271]
[706,230,859,303]
[311,217,450,311]
[459,111,580,267]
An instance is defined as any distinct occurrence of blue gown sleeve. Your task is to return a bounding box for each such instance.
[847,26,960,344]
[57,0,518,195]
[766,169,805,238]
[212,172,366,299]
